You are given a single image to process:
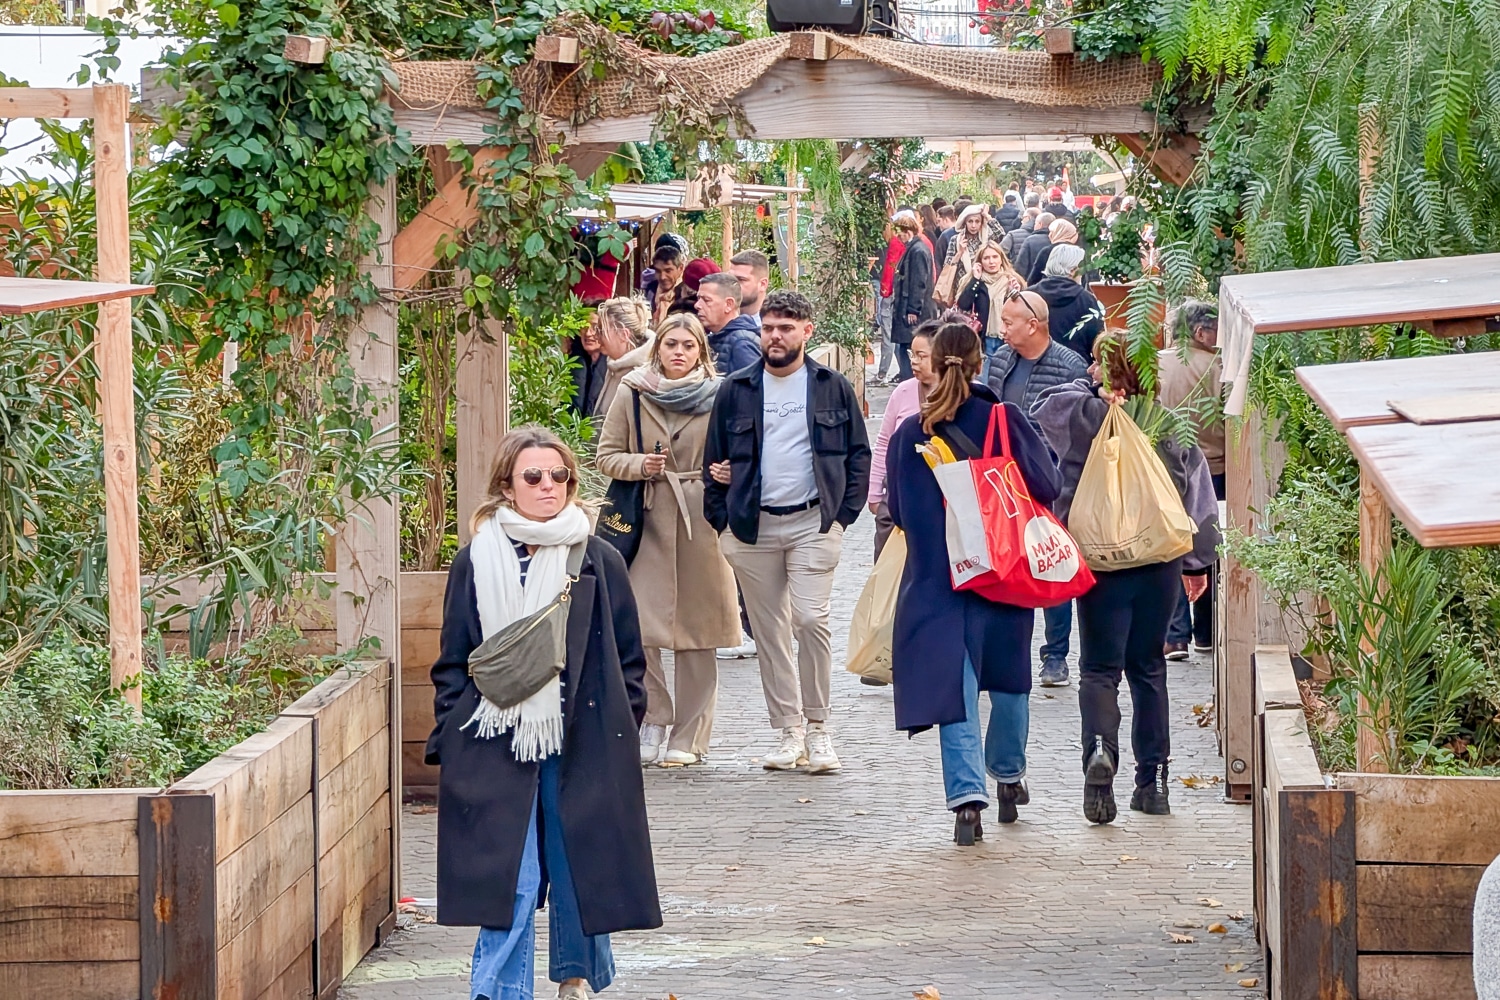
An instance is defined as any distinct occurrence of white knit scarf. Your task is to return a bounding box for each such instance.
[463,503,592,761]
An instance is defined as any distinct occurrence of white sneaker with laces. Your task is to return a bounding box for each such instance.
[762,725,807,770]
[639,723,666,765]
[805,722,842,774]
[717,637,757,660]
[660,748,700,766]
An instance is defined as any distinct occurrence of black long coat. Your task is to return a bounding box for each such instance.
[885,388,1062,732]
[426,537,662,934]
[891,236,937,345]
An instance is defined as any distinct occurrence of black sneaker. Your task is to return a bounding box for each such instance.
[1083,736,1117,825]
[1038,656,1070,687]
[1130,764,1171,815]
[995,781,1027,824]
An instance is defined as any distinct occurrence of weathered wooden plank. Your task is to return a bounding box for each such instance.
[283,34,329,64]
[1341,773,1500,865]
[1275,788,1356,1000]
[456,316,508,547]
[534,33,579,63]
[260,942,314,1000]
[1388,390,1500,426]
[390,148,502,289]
[1357,954,1476,1000]
[0,960,138,999]
[216,794,314,946]
[217,868,315,1000]
[318,730,390,850]
[402,683,436,741]
[1256,645,1302,713]
[401,573,446,628]
[1356,864,1483,954]
[0,789,147,877]
[0,86,96,118]
[1265,708,1324,793]
[1296,353,1500,431]
[172,716,313,860]
[282,662,389,771]
[0,876,137,962]
[1347,419,1500,548]
[401,743,440,793]
[401,634,441,685]
[140,792,216,1000]
[316,794,392,985]
[0,276,154,315]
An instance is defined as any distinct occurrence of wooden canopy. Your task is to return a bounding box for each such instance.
[1296,351,1500,431]
[0,276,155,315]
[1218,253,1500,415]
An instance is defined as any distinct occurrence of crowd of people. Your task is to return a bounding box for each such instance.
[426,202,1226,999]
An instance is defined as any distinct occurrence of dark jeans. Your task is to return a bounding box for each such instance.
[1040,601,1071,662]
[1167,567,1213,647]
[1076,558,1181,788]
[873,501,895,561]
[894,341,912,381]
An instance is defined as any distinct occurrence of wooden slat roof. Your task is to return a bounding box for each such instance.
[1295,352,1500,431]
[0,276,154,315]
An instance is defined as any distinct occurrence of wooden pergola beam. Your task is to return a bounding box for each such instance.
[0,86,96,119]
[1115,132,1201,187]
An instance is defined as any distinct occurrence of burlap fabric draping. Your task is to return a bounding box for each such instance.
[388,33,1158,121]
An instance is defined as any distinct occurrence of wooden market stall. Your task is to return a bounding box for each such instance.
[1213,253,1500,799]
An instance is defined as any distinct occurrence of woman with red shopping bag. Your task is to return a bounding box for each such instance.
[885,322,1065,846]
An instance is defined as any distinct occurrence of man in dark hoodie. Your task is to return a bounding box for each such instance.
[994,190,1023,233]
[1029,243,1106,361]
[1011,211,1055,281]
[695,272,763,375]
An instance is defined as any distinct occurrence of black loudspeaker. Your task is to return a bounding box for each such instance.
[765,0,899,35]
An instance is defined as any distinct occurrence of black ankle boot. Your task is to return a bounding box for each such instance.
[1130,764,1171,815]
[1083,736,1117,825]
[953,803,984,845]
[995,781,1026,824]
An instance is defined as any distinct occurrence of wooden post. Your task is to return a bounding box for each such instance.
[957,139,974,175]
[93,83,144,708]
[139,792,217,1000]
[786,148,799,289]
[1357,466,1392,772]
[338,175,402,903]
[720,204,733,264]
[456,309,510,545]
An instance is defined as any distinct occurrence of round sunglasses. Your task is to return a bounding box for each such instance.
[516,466,572,487]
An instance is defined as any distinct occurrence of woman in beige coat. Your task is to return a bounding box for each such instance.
[595,313,740,766]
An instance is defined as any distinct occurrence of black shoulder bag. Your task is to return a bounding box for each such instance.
[596,389,648,565]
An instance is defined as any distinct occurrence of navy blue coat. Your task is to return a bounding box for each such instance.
[707,314,763,376]
[885,388,1062,732]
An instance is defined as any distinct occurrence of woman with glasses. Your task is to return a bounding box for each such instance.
[596,313,740,767]
[427,425,661,1000]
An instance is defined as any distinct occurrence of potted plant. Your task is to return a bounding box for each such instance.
[1082,207,1148,326]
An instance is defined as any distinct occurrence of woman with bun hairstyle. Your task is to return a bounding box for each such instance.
[593,296,654,420]
[884,322,1062,846]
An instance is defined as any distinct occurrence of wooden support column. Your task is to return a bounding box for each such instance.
[455,308,510,545]
[1357,466,1392,772]
[786,148,799,289]
[338,176,402,900]
[721,205,734,265]
[94,83,144,708]
[956,139,974,175]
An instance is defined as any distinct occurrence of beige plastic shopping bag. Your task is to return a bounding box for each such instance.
[1070,404,1195,572]
[844,529,906,685]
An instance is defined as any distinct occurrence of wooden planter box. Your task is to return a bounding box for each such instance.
[0,660,397,1000]
[1253,646,1490,1000]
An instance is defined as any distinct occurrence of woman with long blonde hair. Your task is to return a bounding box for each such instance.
[427,425,661,1000]
[596,313,739,766]
[883,322,1062,846]
[955,241,1026,355]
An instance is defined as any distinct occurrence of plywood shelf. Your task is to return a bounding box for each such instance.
[0,277,154,316]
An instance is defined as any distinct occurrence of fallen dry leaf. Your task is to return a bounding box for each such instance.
[1230,910,1246,922]
[1169,932,1195,944]
[807,936,827,946]
[1173,920,1201,929]
[1225,963,1247,973]
[724,865,741,872]
[1208,923,1228,934]
[1119,854,1140,861]
[854,810,870,816]
[1181,774,1215,789]
[410,804,437,815]
[796,797,812,804]
[1200,897,1224,908]
[913,988,942,1000]
[1239,979,1260,989]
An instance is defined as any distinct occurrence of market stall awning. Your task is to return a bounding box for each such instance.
[0,276,155,315]
[1218,253,1500,415]
[1345,419,1500,548]
[1295,351,1500,430]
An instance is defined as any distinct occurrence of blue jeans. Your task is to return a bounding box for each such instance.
[1040,601,1072,662]
[938,655,1029,809]
[470,755,614,1000]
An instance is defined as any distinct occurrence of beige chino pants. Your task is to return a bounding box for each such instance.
[720,507,845,731]
[642,648,719,755]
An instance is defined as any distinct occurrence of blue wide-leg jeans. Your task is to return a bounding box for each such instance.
[938,654,1029,809]
[470,754,615,1000]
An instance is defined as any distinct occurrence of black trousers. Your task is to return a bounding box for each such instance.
[1076,558,1181,788]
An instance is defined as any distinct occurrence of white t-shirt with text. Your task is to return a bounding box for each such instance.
[759,365,818,507]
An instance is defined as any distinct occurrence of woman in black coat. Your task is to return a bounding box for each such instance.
[891,213,937,381]
[427,425,660,1000]
[885,323,1061,846]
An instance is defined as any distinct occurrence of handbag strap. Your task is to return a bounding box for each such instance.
[559,540,589,600]
[631,389,644,454]
[936,421,981,460]
[983,403,1014,461]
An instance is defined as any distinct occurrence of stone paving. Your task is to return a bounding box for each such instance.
[344,389,1265,1000]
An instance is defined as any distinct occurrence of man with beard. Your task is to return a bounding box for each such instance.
[703,290,870,775]
[728,249,771,328]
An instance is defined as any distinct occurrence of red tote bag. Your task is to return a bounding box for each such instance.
[931,404,1095,608]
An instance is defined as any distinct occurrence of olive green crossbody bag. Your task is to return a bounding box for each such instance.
[467,542,588,709]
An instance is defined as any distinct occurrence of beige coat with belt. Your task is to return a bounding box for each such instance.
[595,387,740,651]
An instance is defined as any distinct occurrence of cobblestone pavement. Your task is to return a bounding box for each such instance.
[344,389,1265,1000]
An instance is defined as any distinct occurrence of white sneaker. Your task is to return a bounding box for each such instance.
[805,723,842,774]
[717,637,757,660]
[639,723,666,765]
[660,748,701,766]
[762,726,807,770]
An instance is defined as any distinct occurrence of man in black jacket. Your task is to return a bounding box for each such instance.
[704,290,870,775]
[890,212,936,381]
[983,290,1089,690]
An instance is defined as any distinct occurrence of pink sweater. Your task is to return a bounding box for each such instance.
[868,378,925,506]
